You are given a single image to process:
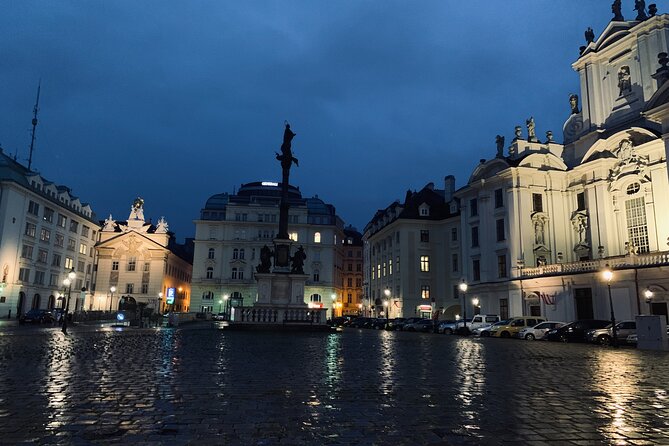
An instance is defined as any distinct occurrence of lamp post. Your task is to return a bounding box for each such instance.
[109,286,116,312]
[459,280,468,334]
[218,299,223,313]
[472,297,480,315]
[223,294,229,320]
[602,265,617,347]
[644,289,654,314]
[331,293,336,320]
[357,303,362,316]
[383,288,391,326]
[158,292,163,315]
[61,268,76,334]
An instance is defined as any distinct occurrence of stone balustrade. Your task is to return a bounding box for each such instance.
[232,307,326,325]
[520,251,669,278]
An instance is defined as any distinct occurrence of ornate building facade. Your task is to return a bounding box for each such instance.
[92,199,193,313]
[190,182,345,315]
[0,148,99,318]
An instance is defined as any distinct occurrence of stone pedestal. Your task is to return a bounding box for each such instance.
[255,273,309,307]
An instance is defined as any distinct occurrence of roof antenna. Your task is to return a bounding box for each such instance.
[28,80,41,171]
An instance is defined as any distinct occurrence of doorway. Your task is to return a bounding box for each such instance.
[651,302,668,324]
[574,288,593,320]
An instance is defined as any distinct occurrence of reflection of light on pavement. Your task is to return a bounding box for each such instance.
[379,330,396,397]
[592,351,639,441]
[454,338,486,437]
[45,331,73,430]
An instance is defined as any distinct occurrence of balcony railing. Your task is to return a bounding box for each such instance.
[232,306,326,325]
[520,251,669,278]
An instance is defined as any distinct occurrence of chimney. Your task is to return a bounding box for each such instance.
[444,175,455,202]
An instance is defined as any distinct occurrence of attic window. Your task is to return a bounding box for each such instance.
[419,204,430,217]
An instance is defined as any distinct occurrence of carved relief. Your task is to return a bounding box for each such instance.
[571,211,590,252]
[618,66,632,96]
[607,138,650,186]
[531,212,549,247]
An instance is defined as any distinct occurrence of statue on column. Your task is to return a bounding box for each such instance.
[276,122,298,169]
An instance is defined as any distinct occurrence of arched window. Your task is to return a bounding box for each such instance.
[310,294,322,303]
[239,249,245,260]
[206,267,214,279]
[47,295,55,310]
[313,270,320,282]
[231,268,238,279]
[208,248,215,259]
[32,293,41,310]
[232,249,239,259]
[314,232,321,243]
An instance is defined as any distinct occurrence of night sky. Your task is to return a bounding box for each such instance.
[1,1,618,240]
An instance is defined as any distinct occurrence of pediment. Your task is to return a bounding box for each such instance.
[581,127,658,164]
[517,152,567,171]
[469,158,510,184]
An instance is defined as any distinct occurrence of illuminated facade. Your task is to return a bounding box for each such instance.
[0,148,99,318]
[190,182,345,315]
[340,226,364,316]
[93,199,192,313]
[364,179,461,319]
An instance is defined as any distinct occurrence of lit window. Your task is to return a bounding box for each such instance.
[420,255,430,272]
[421,285,430,299]
[64,257,74,269]
[79,243,87,255]
[289,232,298,242]
[314,232,321,243]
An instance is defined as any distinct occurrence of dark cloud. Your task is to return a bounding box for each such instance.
[1,1,616,237]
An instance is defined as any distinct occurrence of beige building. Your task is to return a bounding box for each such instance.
[0,148,99,318]
[340,226,364,316]
[92,198,192,313]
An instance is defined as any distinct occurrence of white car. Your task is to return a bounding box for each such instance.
[518,321,566,340]
[473,319,511,337]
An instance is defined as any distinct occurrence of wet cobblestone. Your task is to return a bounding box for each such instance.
[0,324,667,445]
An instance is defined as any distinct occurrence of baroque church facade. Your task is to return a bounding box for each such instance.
[365,9,669,323]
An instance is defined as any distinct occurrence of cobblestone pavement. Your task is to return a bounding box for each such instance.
[0,324,667,445]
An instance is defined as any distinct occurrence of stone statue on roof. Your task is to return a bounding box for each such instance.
[495,135,505,158]
[526,117,537,142]
[102,214,116,232]
[635,0,648,20]
[569,94,580,114]
[129,197,145,221]
[155,217,169,233]
[612,0,624,21]
[584,27,595,44]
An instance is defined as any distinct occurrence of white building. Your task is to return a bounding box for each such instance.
[92,198,193,313]
[0,148,99,318]
[190,182,345,315]
[364,178,461,319]
[456,12,669,323]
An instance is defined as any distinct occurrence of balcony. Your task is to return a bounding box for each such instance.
[520,251,669,278]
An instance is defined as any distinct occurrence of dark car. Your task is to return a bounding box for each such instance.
[545,319,610,342]
[349,317,373,328]
[19,309,55,324]
[400,317,424,331]
[404,319,436,332]
[370,318,389,329]
[387,318,406,331]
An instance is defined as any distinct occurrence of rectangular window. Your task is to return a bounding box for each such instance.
[55,234,64,247]
[471,226,479,248]
[532,193,543,212]
[451,228,458,242]
[625,197,649,253]
[39,228,50,242]
[421,285,430,299]
[452,253,459,272]
[141,284,149,294]
[382,262,386,277]
[347,278,353,287]
[67,238,76,251]
[347,293,352,304]
[289,232,298,242]
[49,274,58,286]
[43,207,54,223]
[313,271,320,282]
[77,260,85,273]
[231,268,238,279]
[52,253,61,267]
[112,261,119,271]
[37,249,48,263]
[495,188,504,208]
[25,222,36,237]
[127,257,136,271]
[496,218,505,242]
[473,259,481,281]
[65,257,74,269]
[79,243,87,255]
[497,254,507,278]
[420,230,429,242]
[377,264,381,278]
[126,283,134,294]
[57,214,67,228]
[577,192,585,211]
[470,198,478,217]
[396,256,400,273]
[69,220,79,233]
[18,268,30,282]
[34,271,45,285]
[420,255,430,272]
[143,262,150,272]
[499,298,509,320]
[81,225,90,238]
[388,259,392,275]
[28,200,39,216]
[21,244,33,259]
[356,278,362,287]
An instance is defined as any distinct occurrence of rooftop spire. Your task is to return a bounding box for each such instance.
[28,80,41,171]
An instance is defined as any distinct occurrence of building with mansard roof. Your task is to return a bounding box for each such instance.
[92,199,193,314]
[190,182,345,315]
[364,178,461,319]
[455,10,669,323]
[0,147,99,318]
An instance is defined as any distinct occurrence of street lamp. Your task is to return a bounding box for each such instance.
[601,264,617,347]
[357,303,362,315]
[472,297,480,315]
[223,294,229,319]
[61,268,76,334]
[331,293,336,320]
[109,286,116,312]
[158,292,163,315]
[218,299,223,313]
[644,288,654,314]
[459,280,468,334]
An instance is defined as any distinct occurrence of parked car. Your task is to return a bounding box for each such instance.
[454,315,500,331]
[404,319,435,332]
[438,319,470,334]
[370,318,389,329]
[518,321,566,340]
[212,313,227,321]
[586,320,636,345]
[349,317,373,328]
[387,318,406,331]
[473,319,511,337]
[545,319,611,342]
[400,317,424,331]
[490,317,547,338]
[19,309,55,324]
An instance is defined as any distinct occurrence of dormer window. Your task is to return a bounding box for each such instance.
[419,203,430,217]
